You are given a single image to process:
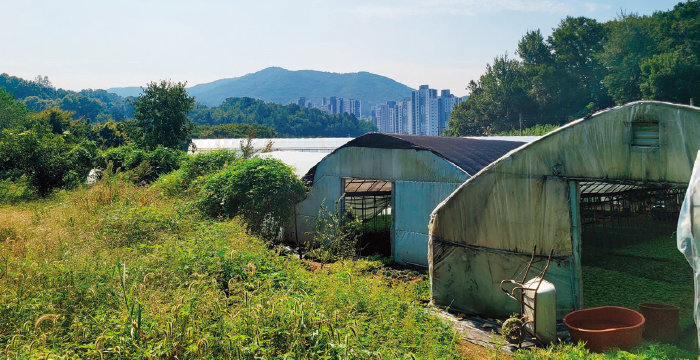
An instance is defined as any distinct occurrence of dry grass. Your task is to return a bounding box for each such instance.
[0,177,463,359]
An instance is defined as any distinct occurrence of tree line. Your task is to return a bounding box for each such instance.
[0,80,194,196]
[0,73,375,138]
[188,97,375,137]
[447,1,700,136]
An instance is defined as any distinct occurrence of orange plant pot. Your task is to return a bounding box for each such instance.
[639,303,679,343]
[564,306,645,353]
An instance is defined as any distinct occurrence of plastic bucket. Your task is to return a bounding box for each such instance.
[639,303,679,343]
[564,306,645,353]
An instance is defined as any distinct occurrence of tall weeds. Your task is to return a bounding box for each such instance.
[0,176,461,359]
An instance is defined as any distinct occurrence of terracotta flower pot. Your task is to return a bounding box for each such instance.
[639,303,679,343]
[564,306,645,353]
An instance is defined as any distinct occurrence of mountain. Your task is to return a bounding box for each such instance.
[109,67,415,117]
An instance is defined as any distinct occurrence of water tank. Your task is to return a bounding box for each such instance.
[523,277,557,344]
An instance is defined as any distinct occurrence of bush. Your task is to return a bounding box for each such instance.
[197,157,305,241]
[183,150,238,180]
[100,145,186,184]
[100,144,136,171]
[306,201,362,264]
[156,150,239,196]
[0,129,97,195]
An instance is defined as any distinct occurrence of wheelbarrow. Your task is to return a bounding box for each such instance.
[499,247,556,346]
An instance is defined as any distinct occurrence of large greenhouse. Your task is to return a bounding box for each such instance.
[292,133,532,267]
[428,100,700,339]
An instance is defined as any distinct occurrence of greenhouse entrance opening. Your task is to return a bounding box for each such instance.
[342,178,393,257]
[577,180,695,348]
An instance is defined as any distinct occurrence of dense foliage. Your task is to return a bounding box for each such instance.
[448,1,700,135]
[156,150,239,196]
[197,157,306,241]
[131,80,195,150]
[0,73,135,122]
[189,97,376,137]
[0,107,98,195]
[100,145,187,184]
[0,74,376,138]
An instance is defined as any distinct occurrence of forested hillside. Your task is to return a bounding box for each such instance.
[189,97,375,137]
[447,1,700,135]
[110,67,415,117]
[0,74,375,137]
[0,73,135,122]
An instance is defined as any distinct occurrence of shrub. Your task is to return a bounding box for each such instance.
[306,200,362,264]
[156,150,238,196]
[183,150,238,180]
[0,129,97,195]
[100,144,136,171]
[197,157,305,241]
[100,145,186,184]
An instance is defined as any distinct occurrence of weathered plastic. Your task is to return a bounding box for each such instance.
[564,306,645,353]
[677,151,700,350]
[430,101,700,320]
[523,278,557,344]
[639,303,680,343]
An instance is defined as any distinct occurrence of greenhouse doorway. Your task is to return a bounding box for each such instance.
[342,178,393,257]
[577,180,695,349]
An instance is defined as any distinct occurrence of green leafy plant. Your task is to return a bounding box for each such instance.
[306,200,363,265]
[197,157,305,241]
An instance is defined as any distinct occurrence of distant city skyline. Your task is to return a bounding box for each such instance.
[1,0,681,96]
[372,85,463,135]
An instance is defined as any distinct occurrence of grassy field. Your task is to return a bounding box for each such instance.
[1,175,698,359]
[0,177,460,359]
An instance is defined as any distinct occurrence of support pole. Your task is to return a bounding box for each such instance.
[569,181,583,310]
[519,113,523,136]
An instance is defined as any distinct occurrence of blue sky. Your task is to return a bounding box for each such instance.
[1,0,682,96]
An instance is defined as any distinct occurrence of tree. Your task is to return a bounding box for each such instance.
[0,109,97,196]
[446,54,534,135]
[0,89,29,130]
[639,48,700,103]
[548,16,611,114]
[131,80,195,150]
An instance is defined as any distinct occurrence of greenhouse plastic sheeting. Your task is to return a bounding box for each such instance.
[677,150,700,349]
[293,145,471,259]
[393,181,463,266]
[429,244,577,319]
[430,101,700,318]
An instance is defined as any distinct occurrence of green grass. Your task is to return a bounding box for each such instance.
[516,342,696,360]
[0,177,461,359]
[514,230,698,359]
[582,234,695,329]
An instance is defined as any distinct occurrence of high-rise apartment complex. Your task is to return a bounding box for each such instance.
[372,85,463,136]
[299,96,362,119]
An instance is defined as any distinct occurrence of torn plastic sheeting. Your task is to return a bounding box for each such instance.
[677,150,700,350]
